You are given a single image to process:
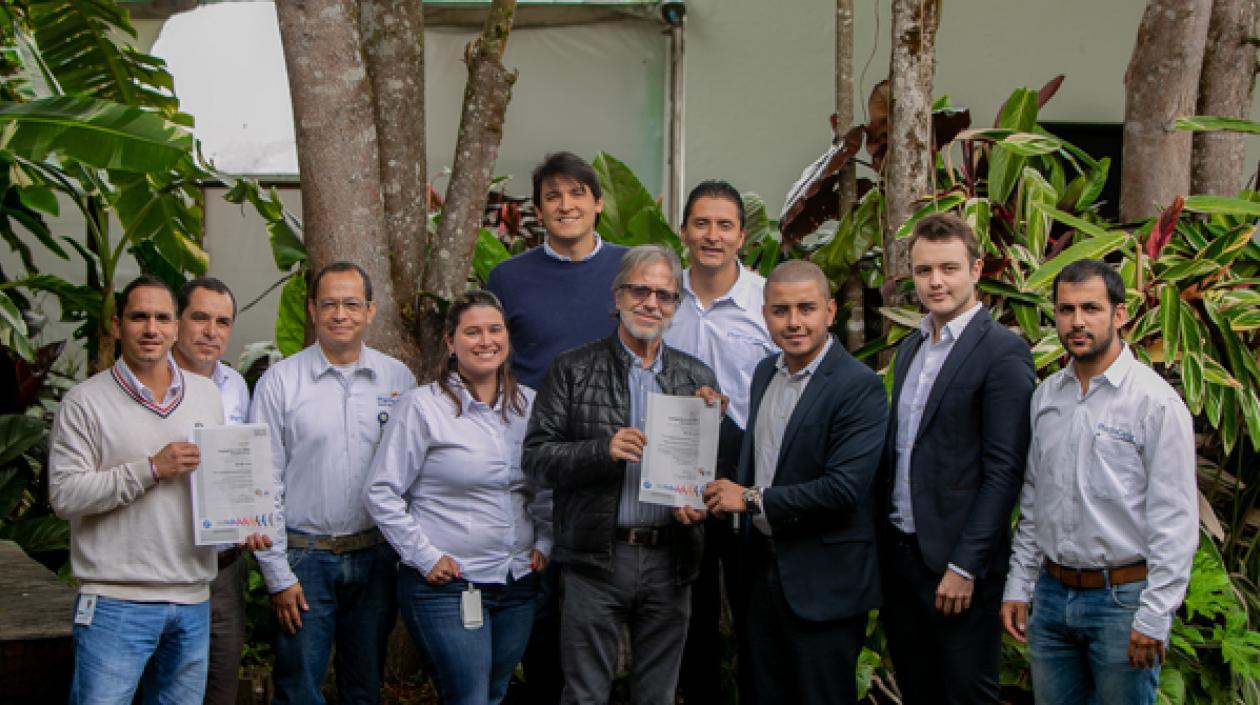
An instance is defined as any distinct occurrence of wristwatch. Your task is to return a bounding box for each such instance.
[742,486,762,515]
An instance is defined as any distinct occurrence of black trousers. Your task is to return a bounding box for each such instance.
[678,515,737,705]
[740,534,866,705]
[880,528,1004,705]
[517,563,564,704]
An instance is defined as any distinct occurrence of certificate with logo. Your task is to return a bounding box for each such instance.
[190,423,282,545]
[638,393,721,510]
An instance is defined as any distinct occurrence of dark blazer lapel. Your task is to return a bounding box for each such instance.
[915,307,992,441]
[775,338,841,472]
[738,358,776,486]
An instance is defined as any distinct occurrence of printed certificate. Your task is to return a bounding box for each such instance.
[190,423,281,545]
[638,393,721,510]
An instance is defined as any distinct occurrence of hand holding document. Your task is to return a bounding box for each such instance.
[190,423,282,545]
[638,392,721,510]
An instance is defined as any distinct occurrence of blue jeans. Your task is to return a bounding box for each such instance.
[1027,570,1160,705]
[69,594,210,705]
[398,566,540,705]
[273,542,398,705]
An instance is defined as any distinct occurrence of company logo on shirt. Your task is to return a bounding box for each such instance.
[1096,422,1136,444]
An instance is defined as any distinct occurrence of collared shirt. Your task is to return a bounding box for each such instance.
[889,302,983,533]
[250,343,417,592]
[1003,345,1197,640]
[542,233,605,262]
[664,267,777,429]
[114,354,184,409]
[212,361,250,426]
[752,337,834,535]
[617,339,676,528]
[364,378,551,583]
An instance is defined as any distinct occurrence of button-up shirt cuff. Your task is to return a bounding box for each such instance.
[412,545,444,576]
[1132,609,1171,642]
[532,538,553,558]
[1002,575,1034,604]
[947,563,974,581]
[258,557,298,595]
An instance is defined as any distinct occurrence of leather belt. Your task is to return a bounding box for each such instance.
[218,546,241,570]
[287,528,384,554]
[615,526,673,547]
[1046,559,1147,589]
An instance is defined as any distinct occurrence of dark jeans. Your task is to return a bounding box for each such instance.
[740,535,865,705]
[204,554,248,705]
[560,543,691,705]
[398,567,540,705]
[272,542,397,705]
[880,529,1004,705]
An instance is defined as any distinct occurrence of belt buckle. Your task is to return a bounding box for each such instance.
[329,535,349,555]
[627,528,657,546]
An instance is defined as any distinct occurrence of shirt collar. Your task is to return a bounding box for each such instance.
[775,335,833,380]
[543,233,604,262]
[311,343,375,380]
[114,354,182,401]
[618,335,664,375]
[1062,343,1135,389]
[919,301,983,343]
[682,265,758,311]
[447,373,503,412]
[211,360,233,390]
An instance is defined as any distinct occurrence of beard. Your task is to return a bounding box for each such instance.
[620,306,671,342]
[1061,324,1116,364]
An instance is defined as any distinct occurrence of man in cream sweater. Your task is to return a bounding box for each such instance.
[50,275,226,704]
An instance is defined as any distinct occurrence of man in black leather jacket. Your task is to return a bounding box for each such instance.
[524,244,723,705]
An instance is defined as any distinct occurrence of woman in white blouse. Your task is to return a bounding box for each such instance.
[365,290,551,705]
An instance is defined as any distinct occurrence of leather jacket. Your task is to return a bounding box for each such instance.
[523,333,718,584]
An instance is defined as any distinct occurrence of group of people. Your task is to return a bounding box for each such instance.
[49,151,1198,705]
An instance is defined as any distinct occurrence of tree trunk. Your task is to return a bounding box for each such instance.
[1121,0,1212,221]
[1191,0,1259,196]
[360,0,427,371]
[274,0,411,362]
[415,0,519,381]
[835,0,863,351]
[886,0,940,299]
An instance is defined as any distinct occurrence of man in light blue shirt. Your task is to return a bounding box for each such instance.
[171,276,257,705]
[664,180,775,705]
[251,262,417,705]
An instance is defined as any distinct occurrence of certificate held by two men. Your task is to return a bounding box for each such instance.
[190,423,282,546]
[638,392,722,511]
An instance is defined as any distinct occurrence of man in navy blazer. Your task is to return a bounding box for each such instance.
[878,213,1035,704]
[704,260,887,705]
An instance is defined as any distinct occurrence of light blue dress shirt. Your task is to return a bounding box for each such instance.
[212,360,250,426]
[664,267,777,429]
[617,340,676,528]
[364,378,551,583]
[249,343,417,592]
[1004,345,1197,640]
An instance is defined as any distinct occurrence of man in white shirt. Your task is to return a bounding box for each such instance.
[664,180,775,704]
[171,277,254,705]
[251,262,417,705]
[1001,259,1198,705]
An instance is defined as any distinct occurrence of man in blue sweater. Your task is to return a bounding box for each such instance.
[487,151,627,703]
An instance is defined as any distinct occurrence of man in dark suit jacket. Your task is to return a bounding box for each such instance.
[703,260,887,705]
[879,213,1035,705]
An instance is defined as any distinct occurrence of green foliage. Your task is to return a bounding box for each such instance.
[275,273,307,358]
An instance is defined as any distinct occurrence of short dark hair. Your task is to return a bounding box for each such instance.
[531,151,602,209]
[178,276,237,320]
[116,274,174,318]
[682,180,746,230]
[308,262,373,302]
[1053,259,1125,307]
[907,212,982,263]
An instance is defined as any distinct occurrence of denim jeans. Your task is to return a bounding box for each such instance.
[398,566,540,705]
[272,542,398,705]
[70,594,210,705]
[1027,570,1160,705]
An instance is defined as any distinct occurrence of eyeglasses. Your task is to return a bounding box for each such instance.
[619,284,680,307]
[315,298,368,314]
